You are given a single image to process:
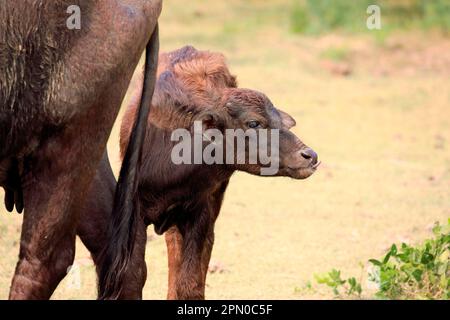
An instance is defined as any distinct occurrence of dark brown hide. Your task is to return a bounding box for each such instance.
[0,0,161,299]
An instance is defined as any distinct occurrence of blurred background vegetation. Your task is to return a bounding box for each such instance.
[291,0,450,36]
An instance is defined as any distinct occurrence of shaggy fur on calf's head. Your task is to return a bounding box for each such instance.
[120,46,238,156]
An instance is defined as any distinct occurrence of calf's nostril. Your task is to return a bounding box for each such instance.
[301,151,311,159]
[300,148,318,164]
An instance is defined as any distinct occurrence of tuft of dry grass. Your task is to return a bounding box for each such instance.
[1,0,449,299]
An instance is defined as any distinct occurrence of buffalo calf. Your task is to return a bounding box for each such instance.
[78,46,319,299]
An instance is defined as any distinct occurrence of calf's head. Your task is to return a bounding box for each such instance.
[123,46,319,180]
[198,87,319,179]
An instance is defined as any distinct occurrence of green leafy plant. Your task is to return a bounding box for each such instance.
[368,221,449,299]
[315,269,362,298]
[315,219,450,299]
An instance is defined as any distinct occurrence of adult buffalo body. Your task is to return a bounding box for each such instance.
[78,46,319,299]
[0,0,161,299]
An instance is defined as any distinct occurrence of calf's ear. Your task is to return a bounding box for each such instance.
[198,111,225,131]
[279,110,296,129]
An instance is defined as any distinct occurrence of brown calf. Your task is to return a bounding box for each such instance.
[78,46,319,299]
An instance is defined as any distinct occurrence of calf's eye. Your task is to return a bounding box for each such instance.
[247,120,261,129]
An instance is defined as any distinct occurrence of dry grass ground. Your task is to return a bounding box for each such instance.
[0,0,449,299]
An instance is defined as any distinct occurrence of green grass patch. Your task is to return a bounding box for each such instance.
[315,219,450,299]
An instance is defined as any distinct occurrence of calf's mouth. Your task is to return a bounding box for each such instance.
[281,146,320,179]
[285,160,321,179]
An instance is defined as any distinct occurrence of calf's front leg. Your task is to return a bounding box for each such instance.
[165,211,215,300]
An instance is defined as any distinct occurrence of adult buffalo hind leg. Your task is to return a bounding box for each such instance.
[9,102,118,299]
[7,0,162,300]
[10,152,88,298]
